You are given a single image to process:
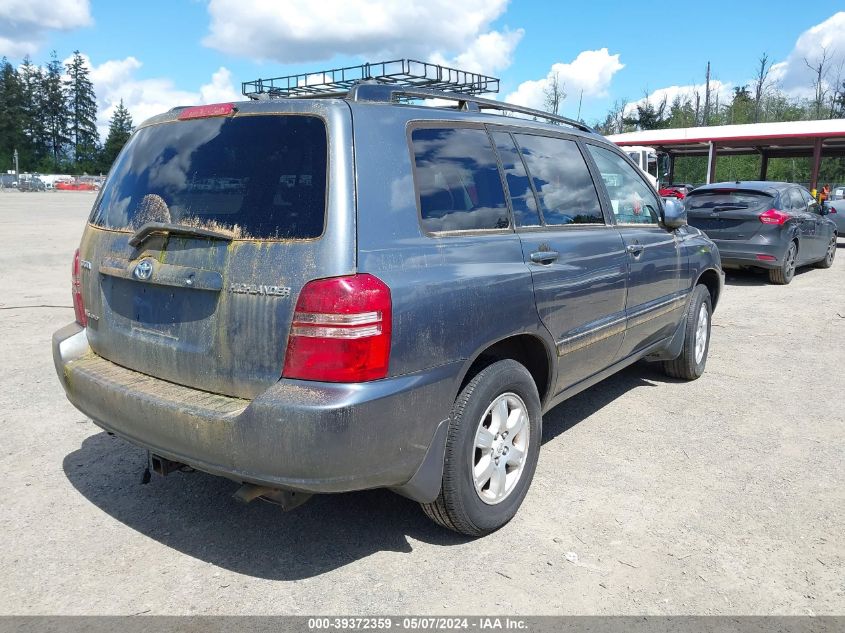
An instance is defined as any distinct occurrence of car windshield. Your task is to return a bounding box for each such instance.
[90,115,328,240]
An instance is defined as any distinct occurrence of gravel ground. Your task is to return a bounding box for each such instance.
[0,191,842,615]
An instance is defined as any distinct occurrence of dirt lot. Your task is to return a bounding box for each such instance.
[0,191,842,615]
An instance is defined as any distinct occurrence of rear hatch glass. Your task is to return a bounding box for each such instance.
[686,189,774,240]
[82,114,331,398]
[92,115,326,239]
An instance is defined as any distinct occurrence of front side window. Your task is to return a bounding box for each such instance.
[514,134,604,225]
[587,145,660,225]
[411,127,510,233]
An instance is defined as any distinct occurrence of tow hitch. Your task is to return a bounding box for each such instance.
[233,483,313,511]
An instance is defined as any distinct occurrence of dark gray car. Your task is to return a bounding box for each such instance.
[685,181,837,284]
[52,71,723,535]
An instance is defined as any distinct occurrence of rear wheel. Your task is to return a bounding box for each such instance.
[814,235,836,269]
[662,285,712,381]
[769,241,797,284]
[421,359,541,536]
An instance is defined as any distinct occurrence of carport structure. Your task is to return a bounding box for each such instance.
[608,119,845,189]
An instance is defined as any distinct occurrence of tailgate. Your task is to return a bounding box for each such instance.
[686,189,775,240]
[78,104,355,399]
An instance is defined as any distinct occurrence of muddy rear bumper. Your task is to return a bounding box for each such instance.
[53,323,455,502]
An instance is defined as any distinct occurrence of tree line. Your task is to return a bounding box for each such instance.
[591,53,845,185]
[0,50,133,176]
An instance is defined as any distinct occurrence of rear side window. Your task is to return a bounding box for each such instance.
[91,115,327,240]
[490,131,541,227]
[514,134,604,225]
[686,190,773,212]
[786,189,804,211]
[411,127,510,233]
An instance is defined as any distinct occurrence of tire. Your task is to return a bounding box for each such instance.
[662,285,712,381]
[769,240,798,284]
[421,359,542,536]
[814,235,837,269]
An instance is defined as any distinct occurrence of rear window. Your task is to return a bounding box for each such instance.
[91,115,327,240]
[686,190,773,211]
[411,127,510,233]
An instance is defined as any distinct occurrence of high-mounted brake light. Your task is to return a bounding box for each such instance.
[177,103,235,120]
[282,274,392,383]
[759,209,789,225]
[72,249,87,327]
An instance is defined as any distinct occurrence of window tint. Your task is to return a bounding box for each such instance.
[587,145,660,224]
[491,131,541,227]
[686,190,772,212]
[411,127,510,233]
[91,115,327,239]
[514,134,604,225]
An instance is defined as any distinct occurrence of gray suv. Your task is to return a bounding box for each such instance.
[53,66,723,536]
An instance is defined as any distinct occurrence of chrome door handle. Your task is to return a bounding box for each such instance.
[626,244,644,258]
[530,250,560,264]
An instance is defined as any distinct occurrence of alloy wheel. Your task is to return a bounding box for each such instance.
[694,303,709,365]
[472,393,530,505]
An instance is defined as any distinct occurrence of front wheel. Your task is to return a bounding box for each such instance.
[421,359,542,536]
[662,285,712,381]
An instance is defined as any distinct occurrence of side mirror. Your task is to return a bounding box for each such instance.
[662,197,687,229]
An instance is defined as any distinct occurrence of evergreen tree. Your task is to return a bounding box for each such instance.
[19,56,48,168]
[64,50,99,171]
[100,99,133,171]
[43,51,70,170]
[0,58,26,174]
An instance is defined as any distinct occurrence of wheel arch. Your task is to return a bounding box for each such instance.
[456,333,555,409]
[695,268,722,310]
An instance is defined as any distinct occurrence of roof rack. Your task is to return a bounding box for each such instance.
[242,59,499,100]
[348,84,595,134]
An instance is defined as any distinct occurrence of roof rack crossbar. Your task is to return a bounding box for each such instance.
[242,59,499,100]
[348,85,595,133]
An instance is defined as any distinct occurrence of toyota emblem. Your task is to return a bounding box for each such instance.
[133,259,154,281]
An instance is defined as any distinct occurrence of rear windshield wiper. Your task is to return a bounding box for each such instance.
[128,222,236,247]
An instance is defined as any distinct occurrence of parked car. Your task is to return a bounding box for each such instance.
[18,177,46,192]
[52,72,723,536]
[822,199,845,236]
[685,181,837,284]
[658,183,696,200]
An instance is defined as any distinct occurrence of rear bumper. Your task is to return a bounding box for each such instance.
[712,237,787,269]
[53,323,456,501]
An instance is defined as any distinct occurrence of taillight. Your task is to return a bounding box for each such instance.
[72,249,87,327]
[282,274,391,382]
[759,209,789,225]
[829,207,837,214]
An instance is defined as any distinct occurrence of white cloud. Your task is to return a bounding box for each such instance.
[202,0,518,73]
[72,54,238,140]
[505,49,625,112]
[766,11,845,98]
[623,80,734,117]
[0,0,91,56]
[431,29,524,74]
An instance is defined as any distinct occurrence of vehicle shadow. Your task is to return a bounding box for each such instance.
[541,361,666,443]
[63,362,670,580]
[723,266,814,286]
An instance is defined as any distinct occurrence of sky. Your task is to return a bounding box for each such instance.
[1,0,844,138]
